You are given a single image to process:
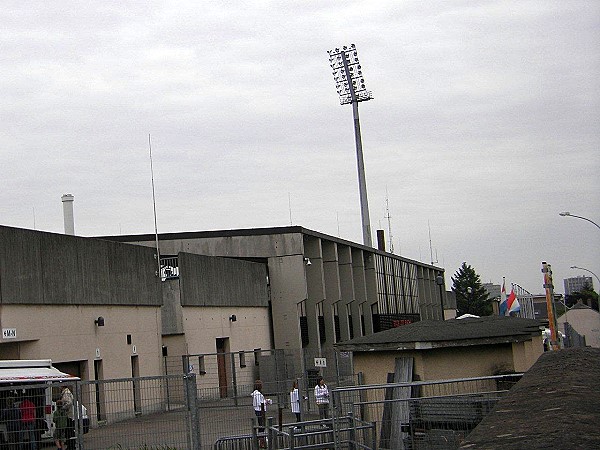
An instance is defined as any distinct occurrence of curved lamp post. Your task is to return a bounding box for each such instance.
[559,212,600,230]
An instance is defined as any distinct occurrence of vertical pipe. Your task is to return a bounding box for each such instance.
[61,194,75,235]
[231,353,239,406]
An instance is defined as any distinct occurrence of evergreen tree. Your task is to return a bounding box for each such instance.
[451,262,492,316]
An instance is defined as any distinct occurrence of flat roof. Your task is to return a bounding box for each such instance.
[97,225,443,270]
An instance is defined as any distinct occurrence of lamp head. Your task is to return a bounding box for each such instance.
[559,212,570,216]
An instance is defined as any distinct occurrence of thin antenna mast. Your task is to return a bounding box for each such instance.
[384,188,394,253]
[428,221,438,265]
[149,134,161,278]
[288,192,293,226]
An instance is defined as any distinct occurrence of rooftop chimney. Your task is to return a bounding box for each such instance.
[61,194,75,235]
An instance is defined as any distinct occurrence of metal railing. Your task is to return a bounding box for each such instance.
[332,374,523,450]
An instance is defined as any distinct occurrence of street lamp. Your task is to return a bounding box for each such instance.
[570,265,600,286]
[559,212,600,230]
[328,44,374,247]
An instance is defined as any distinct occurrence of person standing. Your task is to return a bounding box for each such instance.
[289,380,303,422]
[60,387,74,450]
[53,400,68,450]
[251,380,271,449]
[19,397,37,450]
[314,377,330,420]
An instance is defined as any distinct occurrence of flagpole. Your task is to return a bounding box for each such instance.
[499,277,507,316]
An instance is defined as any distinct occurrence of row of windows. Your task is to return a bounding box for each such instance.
[298,253,425,346]
[375,254,420,317]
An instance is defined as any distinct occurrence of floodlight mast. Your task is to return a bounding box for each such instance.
[328,44,374,248]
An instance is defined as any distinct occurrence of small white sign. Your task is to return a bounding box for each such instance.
[95,348,101,358]
[132,345,137,355]
[2,328,17,339]
[314,357,327,368]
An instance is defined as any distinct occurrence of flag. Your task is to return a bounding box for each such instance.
[499,279,508,316]
[507,289,520,315]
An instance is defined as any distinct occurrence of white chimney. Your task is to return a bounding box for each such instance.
[61,194,75,235]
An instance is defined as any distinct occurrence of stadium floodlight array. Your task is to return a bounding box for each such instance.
[328,44,373,105]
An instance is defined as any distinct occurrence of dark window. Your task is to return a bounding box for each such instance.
[317,301,326,344]
[298,301,309,348]
[333,302,341,343]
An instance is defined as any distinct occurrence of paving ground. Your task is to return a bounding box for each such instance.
[81,398,323,449]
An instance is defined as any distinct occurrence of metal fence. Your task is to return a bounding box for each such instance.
[168,348,356,411]
[331,374,523,450]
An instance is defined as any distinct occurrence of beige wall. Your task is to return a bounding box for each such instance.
[181,306,271,355]
[0,304,162,380]
[557,309,600,348]
[353,351,425,385]
[353,340,543,386]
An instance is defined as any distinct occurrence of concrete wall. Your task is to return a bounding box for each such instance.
[161,279,183,335]
[179,252,268,307]
[0,225,162,306]
[181,306,271,355]
[116,231,304,259]
[268,254,307,349]
[0,304,162,380]
[557,308,600,348]
[108,228,446,354]
[353,340,543,385]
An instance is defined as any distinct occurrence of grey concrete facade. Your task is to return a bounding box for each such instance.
[0,225,272,383]
[103,226,448,355]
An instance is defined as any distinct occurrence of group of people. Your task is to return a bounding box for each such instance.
[0,387,74,450]
[251,377,330,448]
[251,376,331,425]
[0,396,39,450]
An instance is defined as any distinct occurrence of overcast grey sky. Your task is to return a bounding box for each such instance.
[1,1,598,295]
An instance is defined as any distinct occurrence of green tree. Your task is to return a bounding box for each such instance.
[451,262,492,316]
[565,281,599,312]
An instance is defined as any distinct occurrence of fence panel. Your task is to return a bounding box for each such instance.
[79,374,193,450]
[333,374,522,450]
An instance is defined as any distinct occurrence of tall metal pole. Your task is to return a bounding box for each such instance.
[328,44,374,247]
[351,101,372,247]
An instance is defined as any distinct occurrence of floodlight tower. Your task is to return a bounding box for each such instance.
[328,44,374,248]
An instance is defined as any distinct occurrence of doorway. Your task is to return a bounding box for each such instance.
[131,355,141,414]
[216,338,229,398]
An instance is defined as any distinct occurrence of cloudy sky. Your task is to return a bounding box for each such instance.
[1,1,598,295]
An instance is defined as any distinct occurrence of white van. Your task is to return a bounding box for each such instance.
[0,359,89,445]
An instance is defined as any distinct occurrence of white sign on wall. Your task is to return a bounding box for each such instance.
[2,328,17,339]
[314,357,327,368]
[132,345,137,355]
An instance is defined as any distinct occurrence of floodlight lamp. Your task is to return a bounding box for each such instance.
[559,212,570,216]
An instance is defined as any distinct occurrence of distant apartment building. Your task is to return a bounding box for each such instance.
[564,276,593,296]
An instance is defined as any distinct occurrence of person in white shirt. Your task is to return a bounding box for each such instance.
[290,380,305,422]
[314,377,330,420]
[251,380,271,448]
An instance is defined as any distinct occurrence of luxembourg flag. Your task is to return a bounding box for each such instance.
[499,279,508,316]
[506,289,520,315]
